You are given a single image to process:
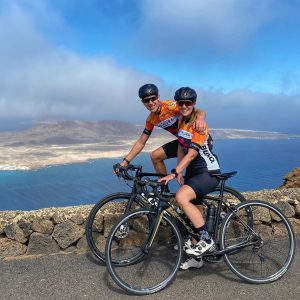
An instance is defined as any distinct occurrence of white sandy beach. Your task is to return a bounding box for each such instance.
[0,136,173,170]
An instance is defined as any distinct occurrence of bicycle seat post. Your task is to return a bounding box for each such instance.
[218,178,226,200]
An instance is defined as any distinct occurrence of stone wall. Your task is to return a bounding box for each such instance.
[0,205,92,259]
[1,188,300,259]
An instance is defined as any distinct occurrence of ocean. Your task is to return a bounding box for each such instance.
[0,139,299,211]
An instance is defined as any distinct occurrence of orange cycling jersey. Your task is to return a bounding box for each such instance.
[178,118,220,172]
[143,100,180,136]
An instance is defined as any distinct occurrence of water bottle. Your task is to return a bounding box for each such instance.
[176,207,185,217]
[176,207,189,223]
[206,204,216,234]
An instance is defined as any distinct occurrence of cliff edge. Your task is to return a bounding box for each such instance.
[280,167,300,189]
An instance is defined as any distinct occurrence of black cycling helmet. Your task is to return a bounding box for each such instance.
[174,87,197,102]
[138,84,159,99]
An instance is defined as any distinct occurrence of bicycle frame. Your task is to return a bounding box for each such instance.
[145,179,255,258]
[121,168,167,215]
[114,165,254,258]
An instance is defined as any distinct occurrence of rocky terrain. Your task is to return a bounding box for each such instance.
[0,121,298,146]
[0,120,141,146]
[0,121,174,170]
[280,167,300,188]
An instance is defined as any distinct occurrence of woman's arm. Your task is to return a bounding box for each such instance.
[176,145,185,185]
[174,148,198,174]
[177,144,184,165]
[159,148,198,184]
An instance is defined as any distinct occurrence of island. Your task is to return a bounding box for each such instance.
[0,120,299,170]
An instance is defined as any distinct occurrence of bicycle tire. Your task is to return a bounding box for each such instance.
[105,208,183,295]
[220,200,296,283]
[86,192,146,262]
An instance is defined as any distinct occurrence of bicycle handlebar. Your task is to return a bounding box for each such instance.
[135,178,171,202]
[113,164,172,201]
[113,163,169,181]
[113,163,142,180]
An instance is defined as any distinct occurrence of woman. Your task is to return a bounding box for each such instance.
[159,87,221,270]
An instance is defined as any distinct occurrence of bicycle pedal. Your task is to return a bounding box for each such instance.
[208,244,216,253]
[203,255,222,264]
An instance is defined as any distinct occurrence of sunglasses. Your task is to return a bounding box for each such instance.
[141,96,158,104]
[177,100,194,107]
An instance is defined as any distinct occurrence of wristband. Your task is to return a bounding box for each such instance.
[171,169,178,178]
[123,158,130,164]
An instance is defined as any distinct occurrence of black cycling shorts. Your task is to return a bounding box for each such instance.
[184,169,220,205]
[161,139,178,159]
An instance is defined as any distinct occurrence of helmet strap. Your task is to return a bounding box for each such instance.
[154,101,162,115]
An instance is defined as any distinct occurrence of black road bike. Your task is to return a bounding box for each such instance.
[105,172,296,295]
[86,165,246,262]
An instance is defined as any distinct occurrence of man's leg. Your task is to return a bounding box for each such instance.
[150,147,168,175]
[150,139,178,176]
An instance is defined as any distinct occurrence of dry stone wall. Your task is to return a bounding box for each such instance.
[1,188,300,259]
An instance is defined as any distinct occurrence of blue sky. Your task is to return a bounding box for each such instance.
[0,0,299,133]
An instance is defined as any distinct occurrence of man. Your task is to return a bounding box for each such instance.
[119,84,207,175]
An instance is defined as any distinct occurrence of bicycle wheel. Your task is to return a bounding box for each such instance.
[220,200,296,283]
[86,192,146,262]
[105,208,183,295]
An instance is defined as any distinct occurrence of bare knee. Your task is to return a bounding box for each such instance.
[176,187,195,207]
[176,191,189,207]
[150,149,164,163]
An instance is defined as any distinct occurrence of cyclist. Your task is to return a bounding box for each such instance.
[159,87,221,270]
[118,83,207,175]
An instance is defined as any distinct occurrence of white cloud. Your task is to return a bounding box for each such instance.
[137,0,283,54]
[197,88,300,132]
[0,0,299,133]
[0,1,162,121]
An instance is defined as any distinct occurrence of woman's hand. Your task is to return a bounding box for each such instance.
[158,173,176,185]
[177,173,184,185]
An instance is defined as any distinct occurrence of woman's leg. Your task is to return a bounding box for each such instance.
[176,185,205,228]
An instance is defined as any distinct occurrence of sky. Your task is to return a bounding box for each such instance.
[0,0,300,133]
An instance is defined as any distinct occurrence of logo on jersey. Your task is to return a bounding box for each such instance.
[200,144,216,163]
[178,129,193,140]
[157,116,179,129]
[166,101,177,110]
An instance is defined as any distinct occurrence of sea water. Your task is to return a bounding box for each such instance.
[0,139,299,211]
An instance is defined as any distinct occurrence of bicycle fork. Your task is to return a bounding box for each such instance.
[143,208,164,253]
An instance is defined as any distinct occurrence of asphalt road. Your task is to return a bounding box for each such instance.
[0,248,299,300]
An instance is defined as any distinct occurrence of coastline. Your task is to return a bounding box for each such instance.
[1,122,299,171]
[1,129,300,171]
[0,136,173,171]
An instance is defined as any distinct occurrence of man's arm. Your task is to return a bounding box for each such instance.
[193,108,207,132]
[120,133,150,167]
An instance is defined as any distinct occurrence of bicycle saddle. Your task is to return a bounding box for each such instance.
[211,171,237,180]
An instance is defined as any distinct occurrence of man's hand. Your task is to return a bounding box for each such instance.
[193,117,207,132]
[113,160,127,176]
[120,160,129,167]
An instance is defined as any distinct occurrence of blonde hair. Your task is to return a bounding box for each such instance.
[178,108,197,128]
